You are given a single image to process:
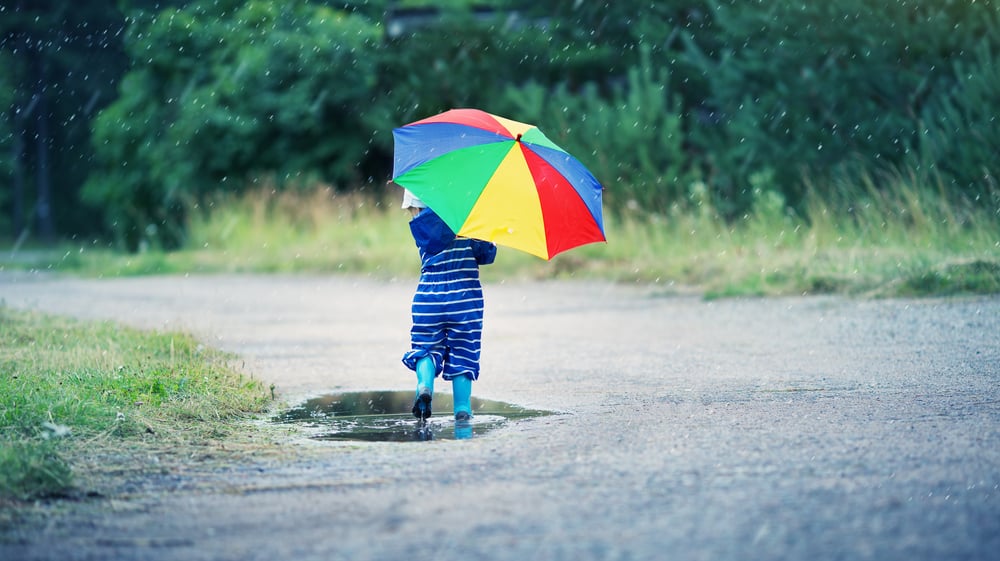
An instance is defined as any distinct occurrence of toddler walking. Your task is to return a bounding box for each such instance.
[401,189,496,424]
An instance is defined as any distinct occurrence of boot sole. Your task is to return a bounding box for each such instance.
[412,392,432,420]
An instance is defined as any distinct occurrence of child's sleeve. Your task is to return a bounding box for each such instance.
[409,209,455,256]
[471,240,497,265]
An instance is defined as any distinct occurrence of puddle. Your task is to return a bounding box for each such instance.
[273,391,552,442]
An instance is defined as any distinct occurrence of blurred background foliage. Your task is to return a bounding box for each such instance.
[1,0,998,251]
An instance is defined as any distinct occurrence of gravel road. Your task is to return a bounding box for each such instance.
[2,272,998,561]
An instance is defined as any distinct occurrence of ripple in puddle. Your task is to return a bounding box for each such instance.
[274,390,552,442]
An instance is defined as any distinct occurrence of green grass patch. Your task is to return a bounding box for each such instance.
[2,178,998,297]
[0,440,73,501]
[584,176,1000,298]
[891,259,1000,297]
[0,307,272,501]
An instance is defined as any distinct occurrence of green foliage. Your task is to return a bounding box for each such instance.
[912,40,1000,203]
[497,46,691,213]
[517,0,715,96]
[0,52,12,233]
[4,0,999,252]
[84,0,380,250]
[366,8,560,156]
[0,0,130,237]
[683,0,1000,215]
[896,259,1000,297]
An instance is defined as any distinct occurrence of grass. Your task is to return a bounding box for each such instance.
[1,178,998,298]
[579,175,1000,298]
[2,189,421,279]
[0,307,273,502]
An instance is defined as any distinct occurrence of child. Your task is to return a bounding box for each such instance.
[401,189,496,424]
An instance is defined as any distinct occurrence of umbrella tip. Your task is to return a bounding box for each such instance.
[516,133,522,141]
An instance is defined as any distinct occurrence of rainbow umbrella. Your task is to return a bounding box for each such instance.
[392,108,605,260]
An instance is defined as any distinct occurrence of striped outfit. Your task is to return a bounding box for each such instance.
[402,209,496,381]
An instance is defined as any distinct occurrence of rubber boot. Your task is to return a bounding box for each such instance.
[452,375,473,439]
[452,375,472,420]
[412,356,435,420]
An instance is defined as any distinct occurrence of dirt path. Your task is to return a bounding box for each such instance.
[2,272,999,560]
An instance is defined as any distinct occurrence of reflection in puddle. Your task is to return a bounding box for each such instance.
[274,391,552,442]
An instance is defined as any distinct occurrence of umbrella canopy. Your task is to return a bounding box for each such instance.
[392,108,605,260]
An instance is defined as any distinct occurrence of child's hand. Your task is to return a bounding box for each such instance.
[472,240,497,266]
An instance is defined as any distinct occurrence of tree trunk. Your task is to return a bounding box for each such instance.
[34,59,55,242]
[11,121,25,238]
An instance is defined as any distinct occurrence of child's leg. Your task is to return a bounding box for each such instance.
[412,356,435,420]
[452,374,472,421]
[416,355,435,394]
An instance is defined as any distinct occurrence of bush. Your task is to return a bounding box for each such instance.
[497,46,692,214]
[911,40,1000,205]
[683,0,1000,215]
[365,8,562,159]
[67,1,1000,251]
[83,0,380,251]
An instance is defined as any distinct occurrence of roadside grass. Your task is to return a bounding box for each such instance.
[0,189,420,279]
[0,307,273,502]
[1,178,998,297]
[590,177,1000,298]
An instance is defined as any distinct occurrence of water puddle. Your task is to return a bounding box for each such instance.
[273,390,552,442]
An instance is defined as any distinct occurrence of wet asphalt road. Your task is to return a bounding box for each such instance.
[1,272,999,561]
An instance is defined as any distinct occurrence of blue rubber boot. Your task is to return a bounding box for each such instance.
[412,356,435,420]
[452,375,472,421]
[452,375,473,439]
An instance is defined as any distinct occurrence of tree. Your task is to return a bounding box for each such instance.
[84,0,381,250]
[515,0,715,100]
[912,39,1000,203]
[0,0,134,241]
[683,0,1000,213]
[0,51,14,237]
